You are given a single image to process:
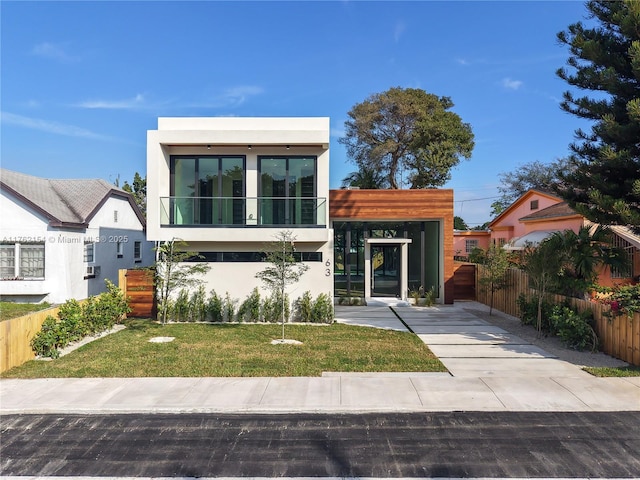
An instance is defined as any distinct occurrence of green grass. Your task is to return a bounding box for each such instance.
[583,365,640,377]
[0,301,52,321]
[1,319,447,378]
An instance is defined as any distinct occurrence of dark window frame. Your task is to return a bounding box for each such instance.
[169,155,246,225]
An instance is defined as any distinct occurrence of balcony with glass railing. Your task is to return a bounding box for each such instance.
[160,197,327,227]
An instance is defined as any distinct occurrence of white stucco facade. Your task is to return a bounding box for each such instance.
[147,117,334,302]
[0,188,153,304]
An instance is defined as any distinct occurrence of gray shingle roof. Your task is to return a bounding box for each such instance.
[0,168,133,226]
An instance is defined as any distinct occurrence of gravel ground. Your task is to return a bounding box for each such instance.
[461,303,629,369]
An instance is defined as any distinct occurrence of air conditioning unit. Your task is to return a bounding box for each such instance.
[86,266,96,276]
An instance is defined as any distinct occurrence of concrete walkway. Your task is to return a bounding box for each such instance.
[1,302,638,414]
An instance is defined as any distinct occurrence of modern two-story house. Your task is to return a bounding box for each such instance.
[147,117,455,305]
[146,117,334,302]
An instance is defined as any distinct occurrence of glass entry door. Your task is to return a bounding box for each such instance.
[371,245,400,297]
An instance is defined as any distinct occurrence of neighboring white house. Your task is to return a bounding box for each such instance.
[146,117,333,302]
[0,169,154,303]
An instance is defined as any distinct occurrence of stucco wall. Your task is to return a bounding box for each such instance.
[1,191,153,303]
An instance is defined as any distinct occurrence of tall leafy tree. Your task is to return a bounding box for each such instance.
[122,172,147,218]
[490,159,570,217]
[454,216,469,230]
[339,87,474,189]
[556,0,640,232]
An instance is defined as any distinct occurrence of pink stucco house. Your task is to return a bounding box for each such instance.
[453,230,490,259]
[488,189,639,287]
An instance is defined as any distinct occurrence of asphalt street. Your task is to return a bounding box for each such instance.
[2,412,640,478]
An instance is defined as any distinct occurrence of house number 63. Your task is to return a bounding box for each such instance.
[325,259,331,276]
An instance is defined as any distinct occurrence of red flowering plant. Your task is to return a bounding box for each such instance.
[592,284,640,317]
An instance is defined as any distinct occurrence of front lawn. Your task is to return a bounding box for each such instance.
[0,301,52,321]
[1,319,447,378]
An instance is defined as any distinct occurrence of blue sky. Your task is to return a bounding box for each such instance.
[1,1,593,226]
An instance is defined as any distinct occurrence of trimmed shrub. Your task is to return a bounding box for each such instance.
[30,280,130,358]
[207,290,223,322]
[517,294,554,333]
[223,292,237,322]
[262,292,290,323]
[237,288,262,323]
[311,293,334,324]
[189,286,207,322]
[294,291,314,322]
[549,305,598,351]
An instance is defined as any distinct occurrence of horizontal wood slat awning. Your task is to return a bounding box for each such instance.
[329,189,453,220]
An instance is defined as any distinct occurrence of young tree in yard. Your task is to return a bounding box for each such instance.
[477,244,511,316]
[256,230,309,342]
[339,87,474,189]
[521,240,565,337]
[556,1,640,232]
[155,238,210,324]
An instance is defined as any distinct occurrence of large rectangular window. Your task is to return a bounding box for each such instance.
[259,156,316,225]
[1,243,45,279]
[333,221,440,299]
[170,156,245,225]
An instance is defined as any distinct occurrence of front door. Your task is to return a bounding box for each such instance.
[371,245,400,297]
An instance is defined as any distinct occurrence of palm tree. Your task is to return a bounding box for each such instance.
[341,166,389,189]
[547,225,628,297]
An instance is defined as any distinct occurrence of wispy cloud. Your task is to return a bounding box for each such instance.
[1,112,116,141]
[76,94,146,110]
[502,77,523,90]
[31,42,78,62]
[219,86,264,106]
[187,85,264,109]
[394,20,406,43]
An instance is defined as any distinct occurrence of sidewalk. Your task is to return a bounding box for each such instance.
[1,302,638,414]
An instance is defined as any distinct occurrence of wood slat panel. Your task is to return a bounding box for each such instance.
[330,189,454,303]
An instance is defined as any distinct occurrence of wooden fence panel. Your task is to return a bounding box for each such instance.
[1,305,68,373]
[119,269,155,318]
[474,266,640,366]
[453,262,476,300]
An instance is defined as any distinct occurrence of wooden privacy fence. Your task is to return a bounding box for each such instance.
[475,265,640,366]
[0,304,78,373]
[453,262,476,300]
[118,269,155,318]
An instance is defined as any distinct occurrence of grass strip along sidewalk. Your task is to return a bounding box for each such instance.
[2,319,447,378]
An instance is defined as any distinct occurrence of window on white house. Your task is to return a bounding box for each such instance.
[114,210,118,223]
[0,243,45,279]
[134,241,142,261]
[84,243,95,263]
[465,239,479,253]
[0,245,16,279]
